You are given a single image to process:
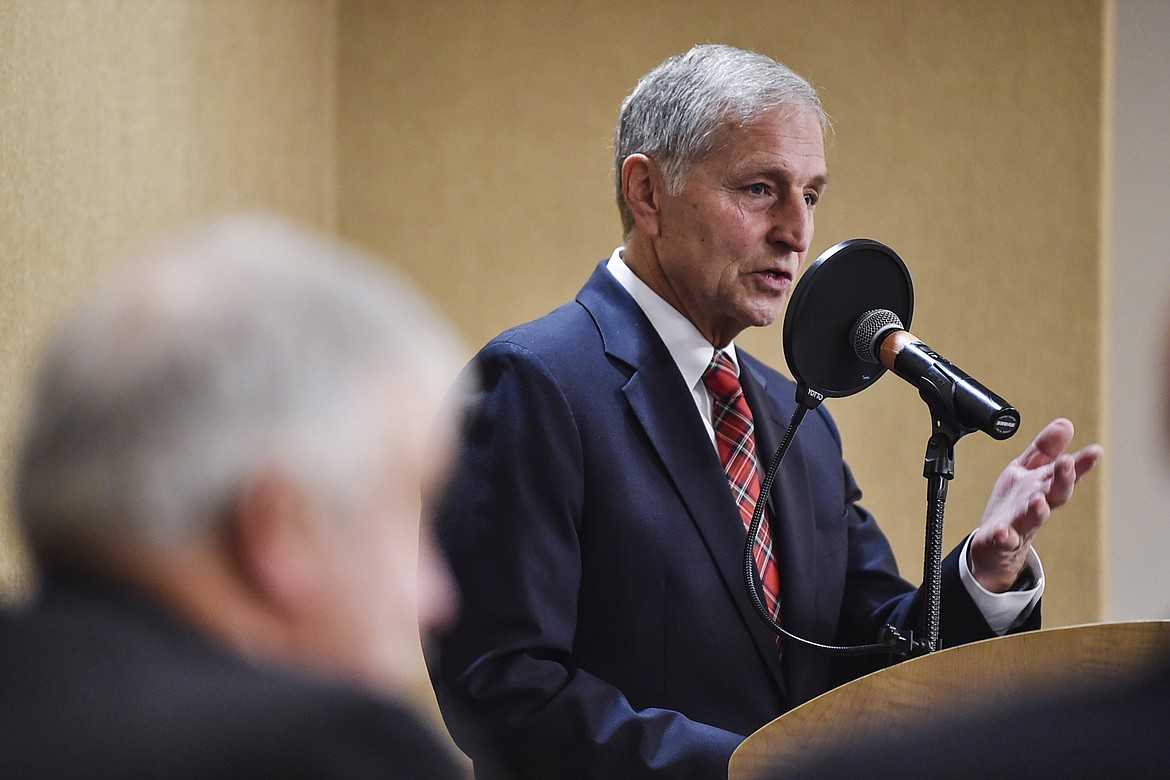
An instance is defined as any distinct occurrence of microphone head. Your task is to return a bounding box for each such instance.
[783,239,914,398]
[850,309,904,364]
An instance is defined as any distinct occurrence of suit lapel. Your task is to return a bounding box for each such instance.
[576,266,787,689]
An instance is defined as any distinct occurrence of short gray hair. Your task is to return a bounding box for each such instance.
[15,215,466,556]
[614,43,830,236]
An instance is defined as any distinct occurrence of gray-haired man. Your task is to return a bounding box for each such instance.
[430,44,1100,778]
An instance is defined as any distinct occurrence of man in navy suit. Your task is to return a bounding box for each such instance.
[429,45,1101,778]
[0,217,466,778]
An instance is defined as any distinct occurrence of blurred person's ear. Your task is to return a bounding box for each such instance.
[230,471,326,618]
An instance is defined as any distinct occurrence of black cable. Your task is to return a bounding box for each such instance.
[744,397,917,658]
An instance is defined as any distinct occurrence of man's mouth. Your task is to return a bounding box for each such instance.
[750,268,795,295]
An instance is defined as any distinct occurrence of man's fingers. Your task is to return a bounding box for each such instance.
[1046,455,1077,507]
[1072,444,1104,481]
[1011,492,1051,540]
[994,524,1020,549]
[1039,445,1101,511]
[1018,418,1075,469]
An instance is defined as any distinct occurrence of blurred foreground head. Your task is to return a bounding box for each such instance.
[14,214,465,697]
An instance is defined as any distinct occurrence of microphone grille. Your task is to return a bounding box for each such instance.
[851,309,904,364]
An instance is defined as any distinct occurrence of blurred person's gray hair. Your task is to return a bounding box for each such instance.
[15,214,467,556]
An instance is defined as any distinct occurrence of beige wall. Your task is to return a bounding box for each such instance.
[0,0,338,597]
[1,0,1107,636]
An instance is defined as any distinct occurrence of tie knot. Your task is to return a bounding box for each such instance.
[702,351,742,401]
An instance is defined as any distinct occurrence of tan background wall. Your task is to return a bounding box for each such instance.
[2,0,1107,636]
[0,0,338,597]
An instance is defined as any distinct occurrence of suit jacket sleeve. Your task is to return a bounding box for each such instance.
[431,340,742,779]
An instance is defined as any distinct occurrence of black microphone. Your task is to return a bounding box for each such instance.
[849,309,1020,440]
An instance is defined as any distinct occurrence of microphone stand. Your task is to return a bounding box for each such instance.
[918,413,975,655]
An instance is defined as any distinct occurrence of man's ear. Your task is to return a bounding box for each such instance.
[228,471,323,617]
[621,153,663,238]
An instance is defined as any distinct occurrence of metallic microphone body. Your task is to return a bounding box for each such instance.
[851,309,1021,440]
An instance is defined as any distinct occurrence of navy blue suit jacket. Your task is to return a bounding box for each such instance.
[432,263,1036,779]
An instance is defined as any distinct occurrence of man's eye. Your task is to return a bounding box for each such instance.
[804,192,819,206]
[746,183,768,196]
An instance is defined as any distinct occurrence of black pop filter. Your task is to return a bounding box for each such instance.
[783,238,913,398]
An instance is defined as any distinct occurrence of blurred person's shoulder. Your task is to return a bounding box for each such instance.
[0,570,463,779]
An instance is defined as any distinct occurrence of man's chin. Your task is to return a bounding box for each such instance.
[743,302,787,330]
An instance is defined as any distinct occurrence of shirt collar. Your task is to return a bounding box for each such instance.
[605,247,739,389]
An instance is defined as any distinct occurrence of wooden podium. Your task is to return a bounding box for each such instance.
[729,621,1170,779]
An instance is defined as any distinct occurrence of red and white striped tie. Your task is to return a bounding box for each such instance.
[702,351,781,622]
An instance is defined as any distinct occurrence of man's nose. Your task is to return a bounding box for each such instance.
[767,195,813,254]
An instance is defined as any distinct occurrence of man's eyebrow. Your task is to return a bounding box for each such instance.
[809,173,830,190]
[755,167,830,190]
